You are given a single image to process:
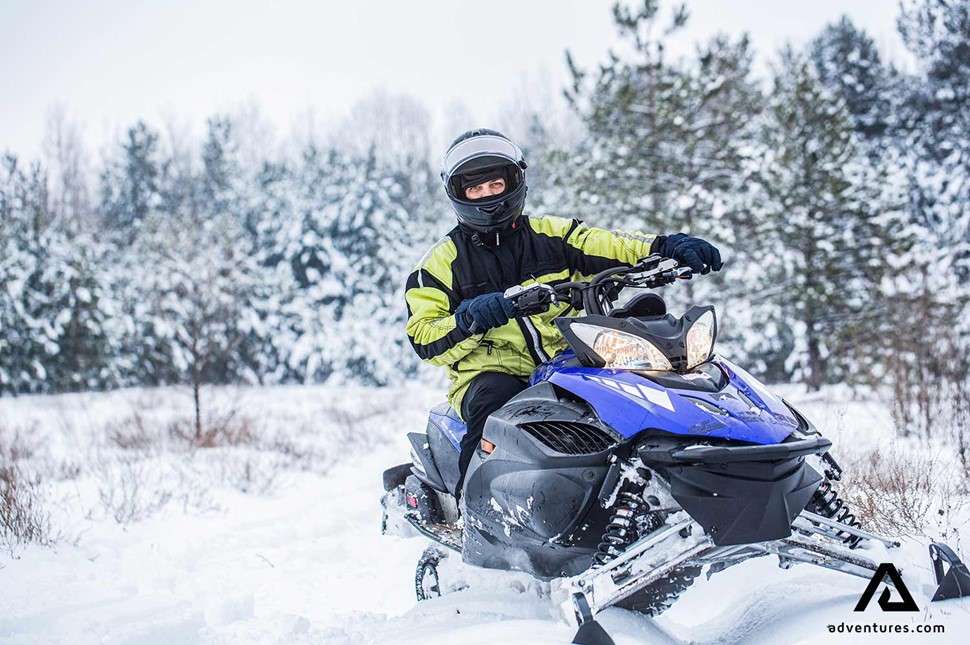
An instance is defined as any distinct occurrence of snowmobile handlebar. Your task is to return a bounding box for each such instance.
[503,255,693,317]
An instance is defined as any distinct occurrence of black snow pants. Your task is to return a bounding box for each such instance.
[455,371,528,498]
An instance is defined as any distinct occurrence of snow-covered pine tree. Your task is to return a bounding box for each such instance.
[562,0,690,231]
[252,144,342,383]
[96,122,177,386]
[895,0,969,279]
[809,16,891,141]
[750,52,903,390]
[0,155,120,394]
[0,155,50,393]
[245,158,303,383]
[329,89,443,265]
[563,2,758,232]
[200,115,267,238]
[327,149,417,385]
[141,207,271,433]
[37,235,120,392]
[99,116,280,397]
[198,116,288,385]
[99,122,162,241]
[559,0,763,368]
[881,0,970,445]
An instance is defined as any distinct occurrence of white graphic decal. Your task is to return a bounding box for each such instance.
[636,384,675,412]
[586,375,675,412]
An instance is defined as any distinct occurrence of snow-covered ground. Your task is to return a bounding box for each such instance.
[1,383,968,644]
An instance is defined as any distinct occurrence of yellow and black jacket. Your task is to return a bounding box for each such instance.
[405,215,656,414]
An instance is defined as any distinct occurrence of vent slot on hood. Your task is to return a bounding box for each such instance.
[519,421,616,455]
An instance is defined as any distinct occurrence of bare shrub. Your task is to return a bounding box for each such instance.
[94,449,225,524]
[86,390,410,524]
[95,455,174,524]
[0,428,37,462]
[840,445,967,539]
[1,464,52,553]
[226,456,263,493]
[93,406,292,523]
[952,384,970,480]
[0,429,53,553]
[325,400,398,454]
[264,434,330,474]
[103,399,257,453]
[50,459,83,481]
[168,409,257,449]
[212,450,284,495]
[105,411,160,451]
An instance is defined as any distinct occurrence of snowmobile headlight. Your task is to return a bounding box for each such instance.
[686,310,716,369]
[572,324,673,371]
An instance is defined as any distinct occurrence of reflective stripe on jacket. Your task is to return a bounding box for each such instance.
[405,215,656,414]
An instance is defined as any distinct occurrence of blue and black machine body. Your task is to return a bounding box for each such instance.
[385,255,970,643]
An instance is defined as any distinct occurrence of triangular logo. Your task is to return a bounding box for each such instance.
[854,563,919,612]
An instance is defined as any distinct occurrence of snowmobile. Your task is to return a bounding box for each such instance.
[381,255,970,645]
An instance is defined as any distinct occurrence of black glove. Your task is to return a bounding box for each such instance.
[652,233,723,275]
[455,292,516,334]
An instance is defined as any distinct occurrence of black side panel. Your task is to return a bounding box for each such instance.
[408,432,447,492]
[427,425,461,495]
[461,383,614,578]
[665,459,822,546]
[382,463,412,491]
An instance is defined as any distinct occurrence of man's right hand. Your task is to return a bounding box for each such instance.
[652,233,723,275]
[456,292,516,334]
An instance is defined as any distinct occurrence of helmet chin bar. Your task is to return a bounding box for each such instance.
[476,201,503,215]
[451,182,527,233]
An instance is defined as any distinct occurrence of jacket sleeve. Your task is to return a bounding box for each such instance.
[405,239,481,366]
[531,216,657,280]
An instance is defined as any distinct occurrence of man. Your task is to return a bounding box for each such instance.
[405,129,722,497]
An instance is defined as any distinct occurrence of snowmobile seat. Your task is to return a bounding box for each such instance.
[427,403,466,450]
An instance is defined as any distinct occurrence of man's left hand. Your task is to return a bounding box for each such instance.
[653,233,723,275]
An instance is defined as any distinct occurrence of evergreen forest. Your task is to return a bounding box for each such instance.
[2,0,967,443]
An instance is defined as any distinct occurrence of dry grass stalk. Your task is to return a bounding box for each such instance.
[840,445,967,539]
[168,409,257,449]
[0,428,52,553]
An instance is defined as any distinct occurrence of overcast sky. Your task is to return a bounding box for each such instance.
[0,0,911,160]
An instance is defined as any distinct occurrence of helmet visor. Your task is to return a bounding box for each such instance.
[441,135,525,181]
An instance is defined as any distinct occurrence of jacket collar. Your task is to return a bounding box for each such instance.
[457,217,525,248]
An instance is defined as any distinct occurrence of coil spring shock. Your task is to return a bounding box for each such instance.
[592,492,647,567]
[808,481,862,548]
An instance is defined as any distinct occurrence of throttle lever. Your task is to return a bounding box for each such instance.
[662,267,693,280]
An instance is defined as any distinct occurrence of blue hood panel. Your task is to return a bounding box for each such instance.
[545,357,797,445]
